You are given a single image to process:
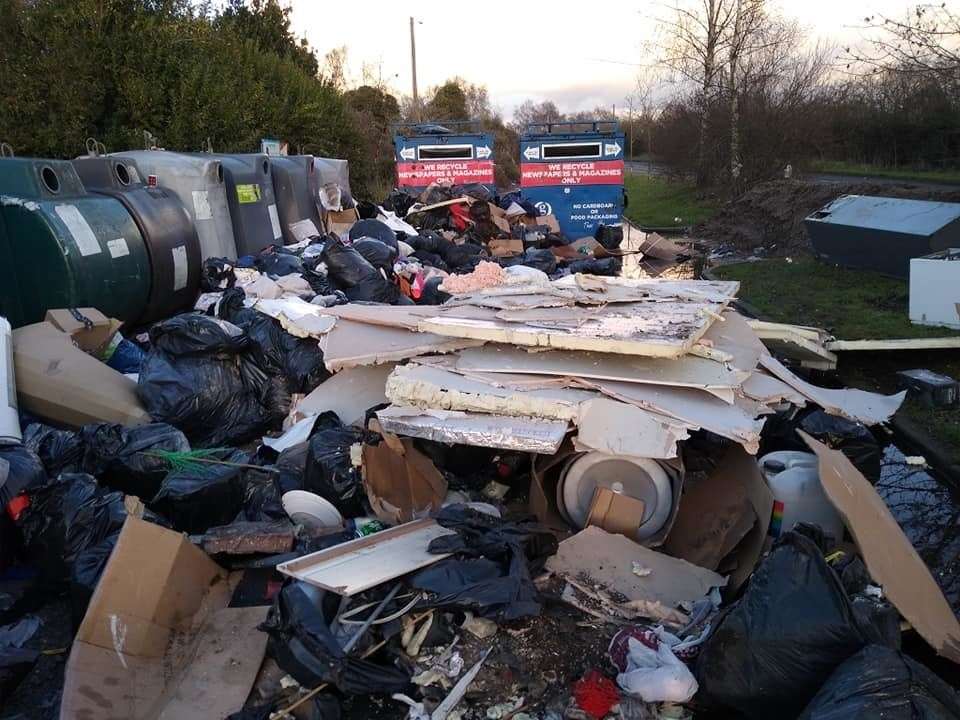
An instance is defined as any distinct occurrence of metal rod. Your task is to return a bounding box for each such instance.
[342,582,402,653]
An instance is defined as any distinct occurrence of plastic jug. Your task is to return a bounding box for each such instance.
[760,450,845,543]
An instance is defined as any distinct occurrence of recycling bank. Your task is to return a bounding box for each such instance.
[393,122,494,192]
[520,121,625,238]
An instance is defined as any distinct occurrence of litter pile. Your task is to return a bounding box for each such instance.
[1,175,959,720]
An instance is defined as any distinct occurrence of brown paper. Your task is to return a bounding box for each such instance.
[586,487,646,539]
[362,438,448,525]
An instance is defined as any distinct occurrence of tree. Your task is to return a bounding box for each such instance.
[217,0,317,76]
[511,100,564,130]
[424,81,470,121]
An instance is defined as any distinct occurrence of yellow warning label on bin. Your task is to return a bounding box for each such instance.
[236,183,261,204]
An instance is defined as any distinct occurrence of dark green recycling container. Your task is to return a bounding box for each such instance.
[0,158,151,327]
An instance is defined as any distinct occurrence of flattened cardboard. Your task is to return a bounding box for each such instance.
[362,437,448,525]
[13,322,151,428]
[801,432,960,663]
[586,487,646,540]
[662,445,761,572]
[488,238,523,257]
[44,307,122,355]
[325,207,359,235]
[60,517,268,720]
[546,526,726,611]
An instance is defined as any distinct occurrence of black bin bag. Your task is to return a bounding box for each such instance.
[138,314,287,447]
[303,427,365,518]
[695,532,887,719]
[799,645,960,720]
[22,423,84,478]
[321,238,400,304]
[260,581,410,695]
[149,449,248,534]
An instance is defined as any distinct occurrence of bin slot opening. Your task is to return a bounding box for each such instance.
[417,145,474,160]
[541,142,602,159]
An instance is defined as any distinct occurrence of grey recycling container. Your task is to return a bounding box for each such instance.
[804,194,960,278]
[200,153,282,256]
[268,155,323,244]
[110,150,238,261]
[73,155,203,322]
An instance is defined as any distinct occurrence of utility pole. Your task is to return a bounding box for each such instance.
[409,17,420,122]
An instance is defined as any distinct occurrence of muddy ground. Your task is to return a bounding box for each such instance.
[696,180,960,254]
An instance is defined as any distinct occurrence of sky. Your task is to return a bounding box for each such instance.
[288,0,925,119]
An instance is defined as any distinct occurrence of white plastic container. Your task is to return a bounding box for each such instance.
[111,150,238,260]
[760,450,844,542]
[0,317,22,442]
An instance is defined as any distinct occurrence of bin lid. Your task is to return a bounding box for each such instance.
[806,195,960,236]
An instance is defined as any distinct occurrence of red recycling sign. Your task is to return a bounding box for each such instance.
[520,159,624,186]
[397,160,494,187]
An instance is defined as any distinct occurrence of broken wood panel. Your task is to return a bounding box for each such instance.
[276,519,456,596]
[376,406,568,454]
[320,318,482,371]
[759,354,905,425]
[826,336,960,352]
[385,363,596,421]
[453,343,748,401]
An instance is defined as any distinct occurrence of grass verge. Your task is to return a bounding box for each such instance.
[810,160,960,185]
[624,174,717,228]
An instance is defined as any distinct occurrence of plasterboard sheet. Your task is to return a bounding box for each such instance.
[296,362,395,426]
[741,372,807,406]
[376,406,568,454]
[573,377,764,453]
[251,297,336,338]
[276,519,455,596]
[454,344,747,401]
[574,398,690,459]
[385,363,596,420]
[760,354,905,425]
[695,310,767,371]
[320,317,482,371]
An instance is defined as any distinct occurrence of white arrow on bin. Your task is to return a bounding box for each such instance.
[476,145,492,159]
[523,146,540,160]
[604,142,622,157]
[399,146,415,160]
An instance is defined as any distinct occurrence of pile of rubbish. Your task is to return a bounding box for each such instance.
[1,177,959,720]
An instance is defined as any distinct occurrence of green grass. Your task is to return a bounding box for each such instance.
[712,257,960,341]
[624,174,718,228]
[810,160,960,185]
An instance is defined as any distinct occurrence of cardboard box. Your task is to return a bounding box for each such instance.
[13,321,151,428]
[60,517,269,720]
[362,434,448,525]
[44,307,123,356]
[324,207,359,235]
[489,238,523,258]
[586,487,647,540]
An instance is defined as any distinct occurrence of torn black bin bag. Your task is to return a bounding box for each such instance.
[321,238,401,304]
[383,189,417,217]
[352,238,398,275]
[410,505,558,621]
[565,257,621,276]
[0,443,46,507]
[218,288,329,395]
[303,426,366,518]
[260,581,410,695]
[78,422,190,499]
[138,314,288,447]
[255,246,304,277]
[798,644,960,720]
[695,532,888,720]
[800,411,881,483]
[201,256,236,292]
[70,531,119,625]
[594,224,623,250]
[149,449,248,534]
[438,242,485,271]
[349,219,398,253]
[16,473,127,586]
[22,423,85,479]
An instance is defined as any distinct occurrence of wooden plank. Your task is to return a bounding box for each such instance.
[747,319,837,370]
[276,519,455,596]
[453,343,748,401]
[826,336,960,351]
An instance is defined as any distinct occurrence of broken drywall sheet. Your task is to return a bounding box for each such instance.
[252,297,337,338]
[801,432,960,663]
[546,526,726,615]
[748,319,837,371]
[296,362,396,426]
[385,363,596,421]
[376,406,568,454]
[741,372,808,406]
[320,317,482,371]
[760,354,905,425]
[453,344,748,402]
[574,398,690,459]
[694,310,767,372]
[574,377,764,454]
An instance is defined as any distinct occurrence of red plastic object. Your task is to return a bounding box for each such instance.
[6,494,29,522]
[573,669,620,720]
